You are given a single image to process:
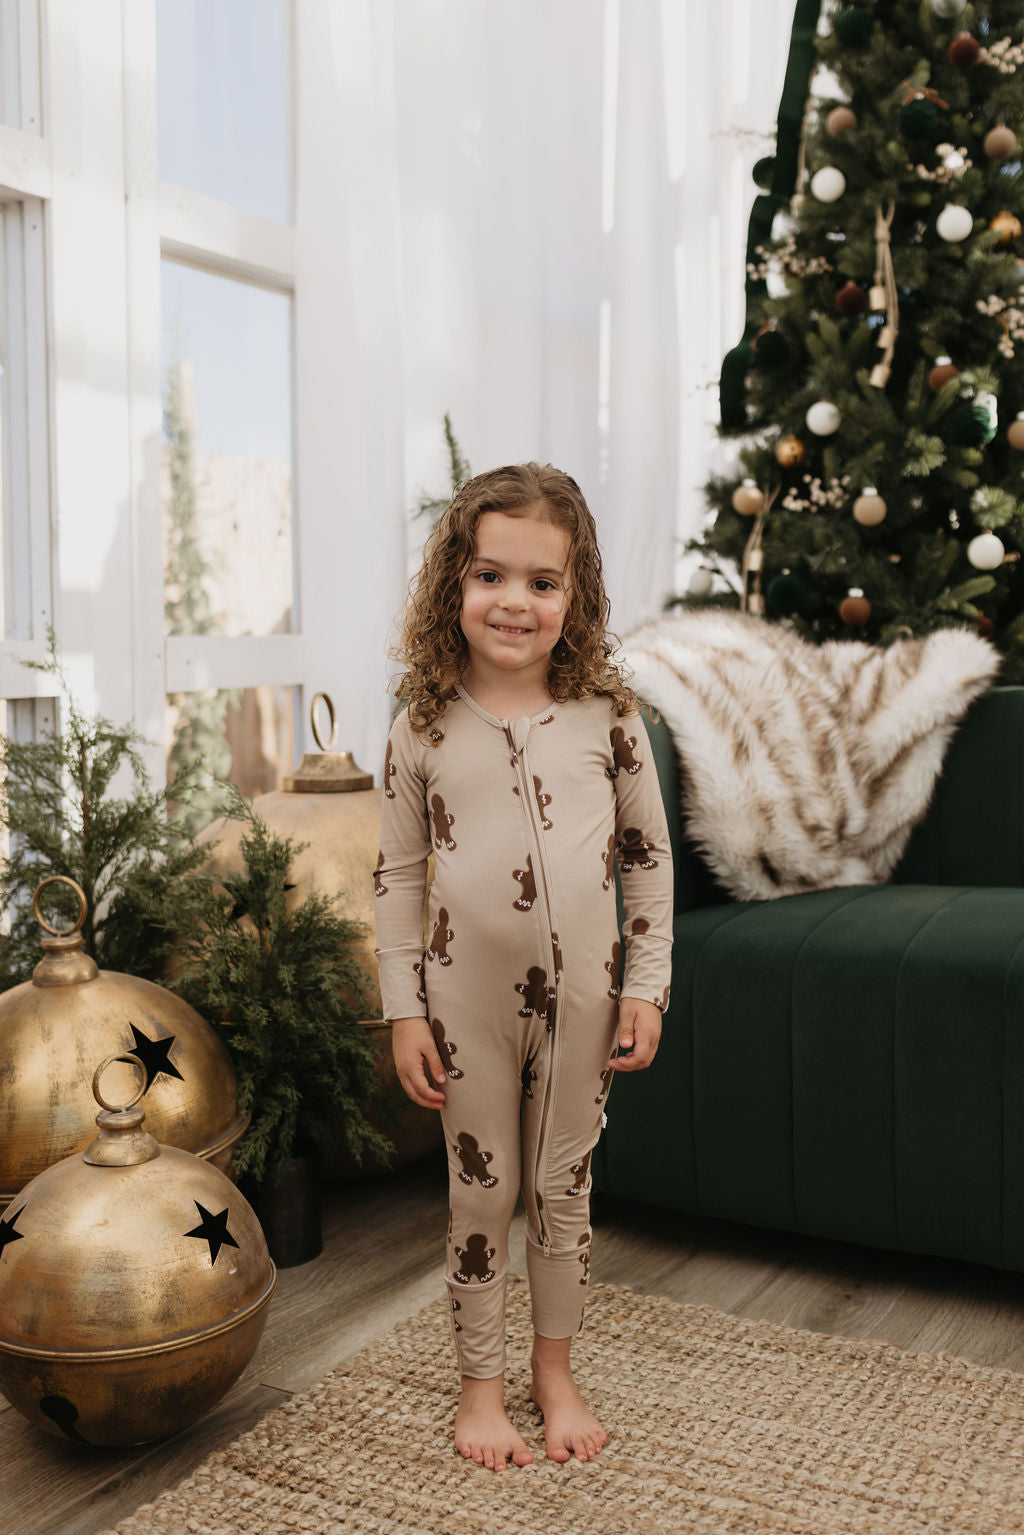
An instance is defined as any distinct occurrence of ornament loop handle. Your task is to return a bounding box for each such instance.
[32,875,88,937]
[310,692,338,753]
[92,1053,148,1114]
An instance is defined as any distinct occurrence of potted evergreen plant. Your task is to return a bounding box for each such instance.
[168,793,392,1266]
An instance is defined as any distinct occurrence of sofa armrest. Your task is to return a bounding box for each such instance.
[892,685,1024,888]
[640,705,728,913]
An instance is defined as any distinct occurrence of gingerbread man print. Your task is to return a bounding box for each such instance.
[413,960,426,1004]
[430,793,456,851]
[451,1295,462,1331]
[605,939,623,1001]
[566,1150,592,1197]
[383,739,396,798]
[602,833,617,891]
[607,726,642,778]
[515,967,555,1024]
[431,1019,463,1079]
[454,1132,498,1188]
[512,854,536,912]
[373,849,387,897]
[617,828,659,871]
[595,1065,613,1105]
[521,1045,539,1100]
[427,907,454,964]
[577,1232,591,1286]
[454,1233,496,1285]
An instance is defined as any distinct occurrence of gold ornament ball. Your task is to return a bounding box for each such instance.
[731,479,765,516]
[1008,413,1024,451]
[990,211,1022,248]
[984,126,1018,160]
[853,488,887,526]
[839,590,872,625]
[775,434,806,468]
[928,356,959,391]
[826,106,858,135]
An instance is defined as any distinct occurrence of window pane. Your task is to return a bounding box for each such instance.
[166,684,296,834]
[0,1,41,134]
[156,0,291,223]
[162,261,294,638]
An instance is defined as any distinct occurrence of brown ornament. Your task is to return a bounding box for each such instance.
[775,434,806,468]
[989,211,1022,248]
[839,589,871,626]
[948,33,980,68]
[976,614,995,638]
[1008,413,1024,451]
[852,489,887,526]
[731,479,764,516]
[836,280,868,316]
[984,126,1018,160]
[928,356,959,391]
[826,106,858,136]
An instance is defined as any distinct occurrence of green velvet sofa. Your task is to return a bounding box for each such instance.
[593,685,1024,1273]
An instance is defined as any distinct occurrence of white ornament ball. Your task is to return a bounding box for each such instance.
[936,204,974,243]
[810,166,846,203]
[930,0,967,17]
[967,532,1005,570]
[806,400,841,436]
[688,568,714,597]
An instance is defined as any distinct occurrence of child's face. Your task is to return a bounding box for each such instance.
[460,509,572,685]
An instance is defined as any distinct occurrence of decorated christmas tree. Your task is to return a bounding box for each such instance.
[691,0,1024,680]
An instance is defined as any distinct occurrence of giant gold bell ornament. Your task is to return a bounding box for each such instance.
[195,693,443,1177]
[0,877,248,1211]
[0,1054,276,1445]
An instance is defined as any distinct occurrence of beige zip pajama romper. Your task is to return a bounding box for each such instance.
[374,686,673,1377]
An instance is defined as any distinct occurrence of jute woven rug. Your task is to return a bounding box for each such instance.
[104,1278,1024,1535]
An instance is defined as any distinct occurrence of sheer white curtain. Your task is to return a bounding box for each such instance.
[325,0,795,770]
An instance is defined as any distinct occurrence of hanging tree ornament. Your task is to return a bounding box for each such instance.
[984,126,1018,160]
[806,400,841,435]
[990,211,1022,248]
[834,7,875,46]
[810,166,846,202]
[740,487,779,617]
[948,33,980,68]
[929,356,959,391]
[898,85,949,142]
[688,568,714,598]
[937,204,974,242]
[853,488,888,526]
[1007,411,1024,450]
[870,200,899,389]
[826,106,858,135]
[839,589,872,625]
[930,0,967,17]
[951,393,998,447]
[775,434,806,468]
[967,531,1005,569]
[731,479,765,516]
[751,325,789,368]
[836,280,868,316]
[766,569,809,616]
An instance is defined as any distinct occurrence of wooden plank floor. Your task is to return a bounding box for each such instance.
[6,1155,1024,1534]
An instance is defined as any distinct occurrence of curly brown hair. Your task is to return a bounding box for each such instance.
[393,462,637,737]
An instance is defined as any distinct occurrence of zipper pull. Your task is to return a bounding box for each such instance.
[511,716,530,753]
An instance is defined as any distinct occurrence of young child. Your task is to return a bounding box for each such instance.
[373,462,673,1471]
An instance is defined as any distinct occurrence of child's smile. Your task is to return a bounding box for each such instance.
[460,510,571,693]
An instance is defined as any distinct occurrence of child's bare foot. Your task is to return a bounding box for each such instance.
[455,1375,534,1471]
[530,1338,607,1463]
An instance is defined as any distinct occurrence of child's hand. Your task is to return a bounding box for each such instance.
[607,997,662,1072]
[392,1017,448,1109]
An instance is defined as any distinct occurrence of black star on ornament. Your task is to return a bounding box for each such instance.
[0,1206,26,1260]
[125,1024,184,1091]
[184,1202,239,1266]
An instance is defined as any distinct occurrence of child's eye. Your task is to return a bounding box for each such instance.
[477,571,499,583]
[533,579,558,593]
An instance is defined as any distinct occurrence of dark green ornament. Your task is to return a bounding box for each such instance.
[834,8,874,46]
[751,330,789,368]
[767,571,809,615]
[752,156,776,191]
[898,97,942,140]
[949,402,997,447]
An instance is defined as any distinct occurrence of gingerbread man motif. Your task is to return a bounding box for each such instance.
[451,1295,462,1331]
[454,1232,496,1285]
[428,728,444,745]
[656,984,671,1013]
[607,726,642,778]
[431,1018,463,1079]
[521,1045,539,1100]
[617,828,659,872]
[566,1150,592,1197]
[383,739,396,798]
[515,967,555,1024]
[532,776,553,829]
[631,916,650,937]
[601,833,617,891]
[605,940,623,1001]
[512,854,536,911]
[454,1132,498,1187]
[551,932,563,978]
[595,1065,613,1105]
[430,793,456,851]
[414,960,426,1004]
[427,907,454,965]
[577,1232,591,1286]
[373,849,387,897]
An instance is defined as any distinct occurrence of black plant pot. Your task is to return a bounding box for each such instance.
[241,1148,323,1269]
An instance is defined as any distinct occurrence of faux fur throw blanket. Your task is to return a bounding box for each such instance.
[623,611,999,902]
